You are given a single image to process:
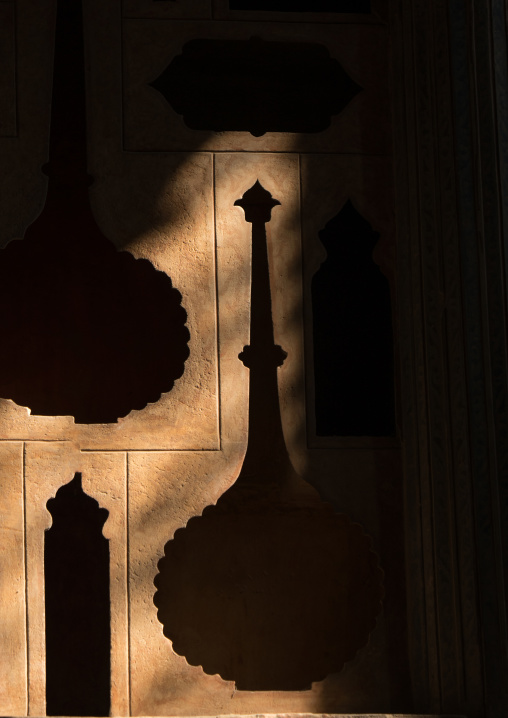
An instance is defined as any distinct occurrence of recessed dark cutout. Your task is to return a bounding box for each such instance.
[229,0,370,11]
[312,200,395,436]
[0,222,190,424]
[45,474,110,717]
[0,0,190,424]
[150,38,361,137]
[154,183,383,691]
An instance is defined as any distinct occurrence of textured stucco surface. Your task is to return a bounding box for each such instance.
[0,0,406,714]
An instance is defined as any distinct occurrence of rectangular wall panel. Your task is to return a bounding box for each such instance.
[0,442,26,715]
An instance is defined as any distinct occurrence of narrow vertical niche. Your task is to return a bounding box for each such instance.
[45,473,110,716]
[312,201,395,437]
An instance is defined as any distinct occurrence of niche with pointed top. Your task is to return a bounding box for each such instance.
[312,200,395,436]
[45,474,110,716]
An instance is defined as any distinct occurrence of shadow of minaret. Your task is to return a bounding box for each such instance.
[234,180,290,486]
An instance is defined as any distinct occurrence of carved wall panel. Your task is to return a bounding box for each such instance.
[23,444,129,717]
[1,0,501,714]
[0,442,26,716]
[122,20,390,153]
[300,154,396,449]
[0,0,404,711]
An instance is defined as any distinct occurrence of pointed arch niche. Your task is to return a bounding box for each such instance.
[22,447,128,718]
[300,156,398,451]
[45,473,110,716]
[311,200,395,438]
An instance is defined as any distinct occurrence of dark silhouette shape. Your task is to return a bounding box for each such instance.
[154,182,383,690]
[150,38,362,137]
[0,0,190,424]
[45,474,110,716]
[230,0,370,11]
[312,200,395,436]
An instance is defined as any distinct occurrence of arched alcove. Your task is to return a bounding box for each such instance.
[312,200,395,436]
[45,473,110,716]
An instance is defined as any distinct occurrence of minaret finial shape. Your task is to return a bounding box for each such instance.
[234,180,281,224]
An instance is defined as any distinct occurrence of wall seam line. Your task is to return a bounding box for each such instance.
[126,450,131,717]
[213,151,222,451]
[22,440,29,716]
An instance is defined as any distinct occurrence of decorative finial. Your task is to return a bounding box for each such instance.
[234,180,281,224]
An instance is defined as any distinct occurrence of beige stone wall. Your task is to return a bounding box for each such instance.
[0,0,404,715]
